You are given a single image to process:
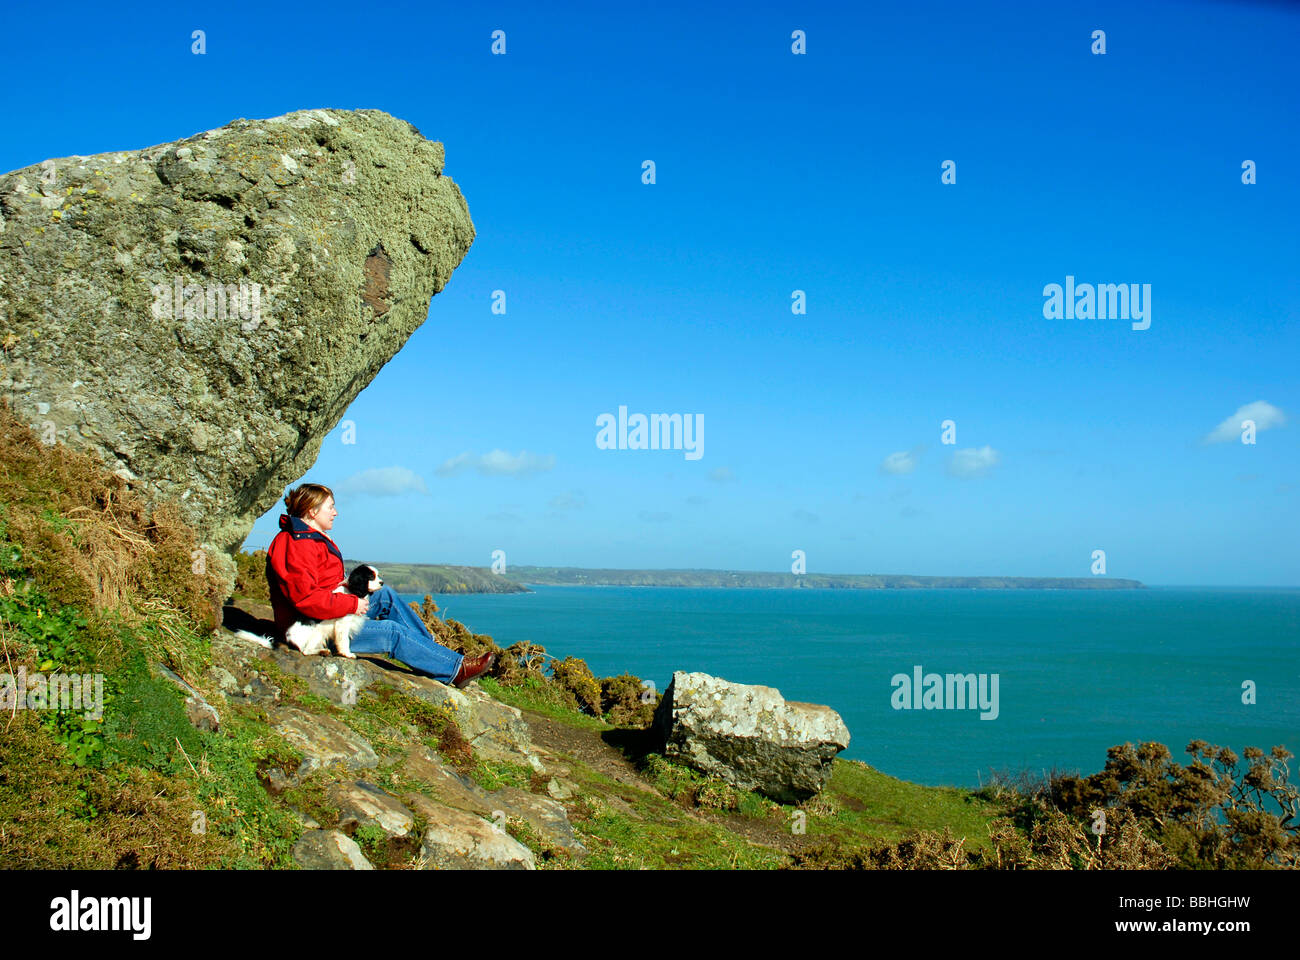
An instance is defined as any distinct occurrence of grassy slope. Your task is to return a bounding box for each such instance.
[476,676,1003,869]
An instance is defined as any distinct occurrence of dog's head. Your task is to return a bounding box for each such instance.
[346,564,383,597]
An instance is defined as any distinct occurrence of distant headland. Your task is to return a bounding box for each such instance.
[344,561,1145,594]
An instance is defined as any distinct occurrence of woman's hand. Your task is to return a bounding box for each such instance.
[355,595,369,616]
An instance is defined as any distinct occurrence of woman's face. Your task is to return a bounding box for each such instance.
[307,496,337,533]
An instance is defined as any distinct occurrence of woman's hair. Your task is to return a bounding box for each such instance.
[284,483,334,520]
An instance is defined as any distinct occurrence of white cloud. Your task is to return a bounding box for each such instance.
[434,452,474,476]
[948,446,1000,478]
[880,450,917,475]
[1203,401,1287,444]
[334,466,429,497]
[436,449,556,477]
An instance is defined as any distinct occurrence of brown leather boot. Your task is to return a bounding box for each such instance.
[452,651,496,688]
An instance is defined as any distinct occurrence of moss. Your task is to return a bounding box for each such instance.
[636,753,779,817]
[347,821,422,870]
[469,756,534,792]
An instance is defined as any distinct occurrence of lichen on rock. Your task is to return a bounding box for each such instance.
[0,108,475,602]
[653,670,850,803]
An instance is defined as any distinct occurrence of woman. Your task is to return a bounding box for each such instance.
[266,483,495,688]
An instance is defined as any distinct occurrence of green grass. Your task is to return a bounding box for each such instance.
[568,779,788,870]
[0,582,315,867]
[815,758,1002,853]
[469,756,536,792]
[0,520,999,870]
[478,675,612,730]
[485,669,1005,863]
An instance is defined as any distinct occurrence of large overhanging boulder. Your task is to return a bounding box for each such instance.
[0,108,474,602]
[652,670,850,803]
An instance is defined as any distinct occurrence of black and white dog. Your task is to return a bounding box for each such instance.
[235,564,382,659]
[286,564,384,659]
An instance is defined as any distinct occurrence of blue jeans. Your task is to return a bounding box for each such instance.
[349,585,464,685]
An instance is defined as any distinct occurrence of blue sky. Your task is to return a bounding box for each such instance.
[3,0,1297,584]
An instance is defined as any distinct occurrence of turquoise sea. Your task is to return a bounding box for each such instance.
[398,585,1300,789]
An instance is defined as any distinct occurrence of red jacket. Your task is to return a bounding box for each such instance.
[266,513,358,641]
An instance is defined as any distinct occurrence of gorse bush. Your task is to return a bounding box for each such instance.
[791,739,1297,871]
[410,594,502,661]
[790,805,1172,871]
[1050,740,1299,869]
[402,592,659,726]
[548,656,603,716]
[599,673,656,727]
[496,640,548,685]
[233,548,271,604]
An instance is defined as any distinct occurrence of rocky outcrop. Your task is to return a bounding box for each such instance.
[191,609,852,868]
[270,706,381,781]
[328,781,416,838]
[292,830,374,870]
[408,798,536,870]
[202,617,587,869]
[401,744,586,857]
[653,671,850,803]
[213,628,537,764]
[0,108,474,603]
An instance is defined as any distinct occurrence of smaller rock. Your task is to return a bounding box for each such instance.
[270,706,379,781]
[388,672,535,762]
[653,670,850,803]
[605,795,644,821]
[546,777,578,801]
[184,694,220,732]
[401,745,584,857]
[328,781,415,838]
[403,744,494,817]
[240,674,281,703]
[264,768,290,795]
[206,665,240,697]
[493,786,587,857]
[412,802,535,871]
[265,645,374,706]
[154,661,220,732]
[293,830,373,870]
